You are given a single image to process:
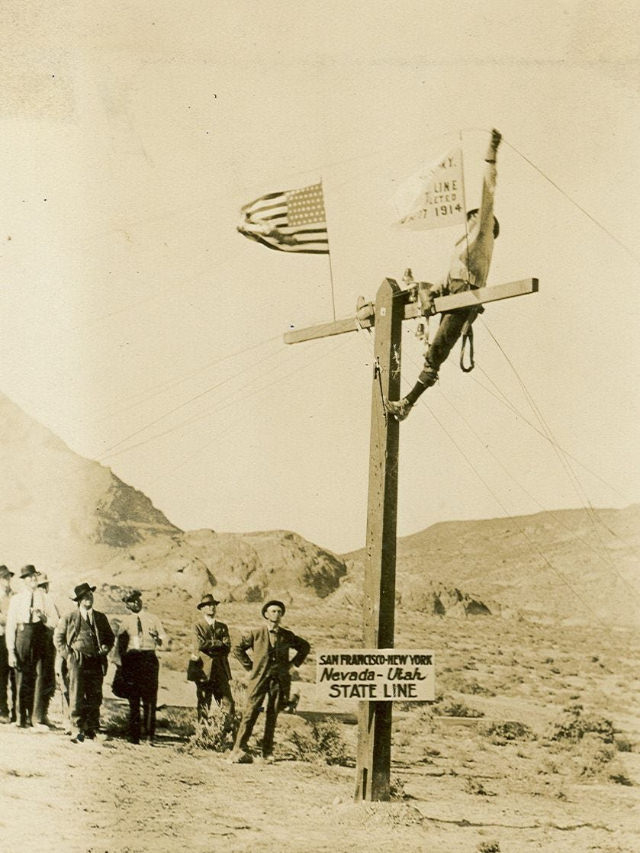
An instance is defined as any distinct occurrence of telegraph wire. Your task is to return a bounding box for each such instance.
[99,335,353,463]
[478,317,640,560]
[93,333,283,424]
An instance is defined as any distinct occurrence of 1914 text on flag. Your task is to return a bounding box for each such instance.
[238,183,329,254]
[393,148,466,230]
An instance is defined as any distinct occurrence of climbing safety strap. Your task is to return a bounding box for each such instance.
[460,322,475,373]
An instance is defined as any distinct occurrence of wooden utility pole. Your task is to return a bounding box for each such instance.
[284,276,538,801]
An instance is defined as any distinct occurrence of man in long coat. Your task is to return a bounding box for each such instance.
[54,582,114,742]
[190,593,234,723]
[230,599,309,763]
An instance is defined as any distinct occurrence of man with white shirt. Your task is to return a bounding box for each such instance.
[6,564,60,729]
[0,565,15,722]
[112,589,165,745]
[54,582,114,743]
[191,593,234,724]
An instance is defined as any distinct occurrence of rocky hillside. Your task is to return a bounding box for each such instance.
[0,392,346,612]
[2,390,638,627]
[342,505,640,625]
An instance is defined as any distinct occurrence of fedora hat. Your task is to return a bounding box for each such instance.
[72,582,96,602]
[20,564,39,579]
[122,589,142,604]
[197,593,220,610]
[261,599,286,617]
[0,565,14,580]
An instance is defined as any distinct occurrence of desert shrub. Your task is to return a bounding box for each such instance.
[156,707,196,738]
[389,773,409,800]
[183,682,245,753]
[434,700,484,718]
[284,719,351,766]
[609,769,633,786]
[445,672,495,696]
[548,704,615,744]
[615,736,633,753]
[477,842,500,853]
[187,712,236,752]
[481,720,534,745]
[464,778,495,796]
[102,709,130,737]
[575,733,617,778]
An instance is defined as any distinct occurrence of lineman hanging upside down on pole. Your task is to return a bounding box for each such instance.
[386,128,502,421]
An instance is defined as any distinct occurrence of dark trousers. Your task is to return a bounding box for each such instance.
[14,623,47,726]
[67,654,104,734]
[123,651,159,742]
[0,634,12,716]
[196,675,235,723]
[235,675,284,757]
[36,630,56,723]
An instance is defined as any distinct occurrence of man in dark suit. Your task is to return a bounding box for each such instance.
[190,594,234,724]
[53,582,114,743]
[230,599,310,764]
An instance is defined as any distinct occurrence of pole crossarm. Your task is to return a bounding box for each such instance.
[283,278,538,345]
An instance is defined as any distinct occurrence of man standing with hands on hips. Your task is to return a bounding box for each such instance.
[230,599,310,764]
[54,582,114,743]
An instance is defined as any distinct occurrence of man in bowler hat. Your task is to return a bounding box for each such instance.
[191,593,234,725]
[6,565,59,729]
[230,599,309,763]
[54,583,114,742]
[112,589,166,744]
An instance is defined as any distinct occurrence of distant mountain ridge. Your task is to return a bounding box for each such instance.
[0,391,345,609]
[343,505,640,625]
[1,391,638,626]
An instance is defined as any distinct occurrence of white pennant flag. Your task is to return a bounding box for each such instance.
[393,147,466,230]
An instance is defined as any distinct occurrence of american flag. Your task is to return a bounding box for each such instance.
[237,182,330,254]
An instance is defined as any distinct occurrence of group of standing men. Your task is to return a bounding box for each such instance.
[0,564,163,745]
[1,564,311,761]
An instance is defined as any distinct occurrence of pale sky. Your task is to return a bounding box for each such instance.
[1,1,639,553]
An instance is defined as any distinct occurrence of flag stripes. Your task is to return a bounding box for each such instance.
[238,183,330,254]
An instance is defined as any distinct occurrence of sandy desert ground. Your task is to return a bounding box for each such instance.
[1,607,639,853]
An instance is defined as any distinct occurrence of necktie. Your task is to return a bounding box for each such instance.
[28,593,34,623]
[87,614,99,650]
[137,616,143,637]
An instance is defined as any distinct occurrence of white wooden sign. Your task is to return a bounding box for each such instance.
[316,649,435,701]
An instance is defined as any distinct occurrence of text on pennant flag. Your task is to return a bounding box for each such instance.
[393,148,466,231]
[238,182,329,254]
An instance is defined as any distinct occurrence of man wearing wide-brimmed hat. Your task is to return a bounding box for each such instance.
[5,565,59,729]
[54,582,114,743]
[0,565,15,722]
[229,599,310,764]
[112,589,166,745]
[191,593,234,725]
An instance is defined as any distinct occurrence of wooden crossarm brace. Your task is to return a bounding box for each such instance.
[284,278,538,344]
